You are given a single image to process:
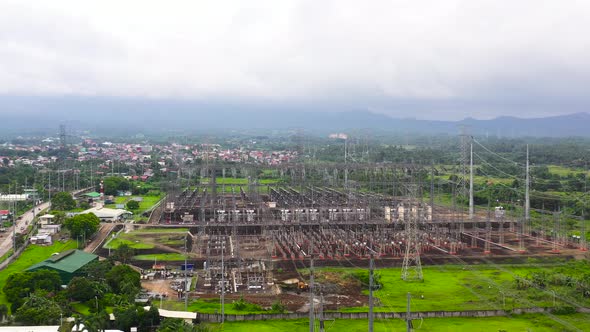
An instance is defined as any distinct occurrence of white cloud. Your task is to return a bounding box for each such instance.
[1,0,589,118]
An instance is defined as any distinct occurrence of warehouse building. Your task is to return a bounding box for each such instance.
[26,249,98,283]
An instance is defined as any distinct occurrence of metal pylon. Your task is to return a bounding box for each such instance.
[401,185,423,281]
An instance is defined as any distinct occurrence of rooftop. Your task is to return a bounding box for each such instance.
[27,249,98,274]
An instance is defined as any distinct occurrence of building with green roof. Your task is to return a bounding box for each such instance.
[26,249,98,283]
[83,192,102,198]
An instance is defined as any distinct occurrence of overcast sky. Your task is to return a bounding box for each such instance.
[1,0,589,120]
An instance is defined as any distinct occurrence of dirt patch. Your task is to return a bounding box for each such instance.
[142,279,174,295]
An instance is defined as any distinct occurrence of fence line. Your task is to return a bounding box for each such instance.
[196,307,571,323]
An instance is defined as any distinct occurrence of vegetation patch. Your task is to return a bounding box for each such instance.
[133,253,187,261]
[0,241,76,307]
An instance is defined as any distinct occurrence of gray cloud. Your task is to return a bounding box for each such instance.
[1,0,589,119]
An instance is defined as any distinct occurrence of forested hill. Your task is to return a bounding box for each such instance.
[0,96,589,137]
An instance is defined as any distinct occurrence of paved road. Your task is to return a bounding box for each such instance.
[0,187,93,260]
[84,222,117,254]
[0,201,50,255]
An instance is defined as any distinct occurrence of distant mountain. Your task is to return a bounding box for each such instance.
[457,112,590,137]
[0,96,588,137]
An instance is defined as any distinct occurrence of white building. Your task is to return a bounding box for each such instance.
[81,207,133,222]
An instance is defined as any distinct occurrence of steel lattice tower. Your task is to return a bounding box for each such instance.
[59,124,67,148]
[401,185,423,281]
[458,125,471,197]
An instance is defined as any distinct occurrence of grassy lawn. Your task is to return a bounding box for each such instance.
[311,263,590,312]
[104,194,163,220]
[162,298,267,314]
[104,228,188,249]
[133,253,187,261]
[133,228,189,233]
[104,237,155,250]
[213,313,590,332]
[71,302,91,315]
[0,240,76,307]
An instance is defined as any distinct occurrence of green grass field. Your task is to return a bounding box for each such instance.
[211,313,590,332]
[133,227,189,233]
[104,194,163,220]
[104,228,189,249]
[104,237,155,249]
[162,298,267,314]
[0,240,76,307]
[133,253,187,261]
[311,263,590,312]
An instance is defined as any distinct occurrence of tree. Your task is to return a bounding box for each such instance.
[51,192,77,211]
[103,177,131,196]
[3,270,62,312]
[106,264,140,298]
[53,211,66,224]
[63,213,100,239]
[81,310,110,332]
[14,294,62,325]
[126,200,140,210]
[138,305,161,331]
[66,277,96,302]
[79,201,91,210]
[113,305,139,332]
[81,260,114,282]
[113,243,135,264]
[14,233,25,249]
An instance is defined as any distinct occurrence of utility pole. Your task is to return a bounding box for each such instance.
[469,142,474,219]
[309,249,315,332]
[406,292,413,332]
[582,171,588,251]
[368,254,374,332]
[184,235,189,311]
[48,171,51,204]
[12,185,17,252]
[221,237,225,324]
[430,163,435,208]
[525,144,530,222]
[319,289,325,332]
[90,162,94,190]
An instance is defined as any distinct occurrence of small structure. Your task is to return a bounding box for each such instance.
[38,214,55,225]
[82,192,102,202]
[81,207,133,222]
[40,224,61,234]
[30,233,53,245]
[0,210,11,220]
[26,249,98,283]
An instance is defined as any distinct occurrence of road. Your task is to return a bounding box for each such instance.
[0,201,50,256]
[84,222,117,254]
[0,187,93,260]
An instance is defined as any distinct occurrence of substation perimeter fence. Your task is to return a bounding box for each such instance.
[196,307,564,323]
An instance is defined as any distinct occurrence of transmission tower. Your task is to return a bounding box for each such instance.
[458,125,471,197]
[59,124,67,148]
[401,185,423,281]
